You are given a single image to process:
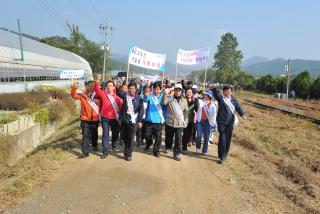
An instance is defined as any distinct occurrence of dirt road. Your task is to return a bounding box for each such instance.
[7,135,256,214]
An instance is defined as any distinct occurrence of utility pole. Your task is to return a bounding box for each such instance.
[99,23,108,81]
[286,58,291,100]
[17,18,27,92]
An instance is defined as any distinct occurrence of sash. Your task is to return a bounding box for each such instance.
[126,95,137,124]
[170,97,184,123]
[81,93,99,115]
[188,103,194,112]
[80,93,100,121]
[151,95,164,123]
[222,95,239,127]
[103,91,119,120]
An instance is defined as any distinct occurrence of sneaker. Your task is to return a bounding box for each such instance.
[144,146,150,152]
[196,149,201,154]
[202,152,208,156]
[125,156,132,161]
[79,153,89,159]
[93,146,98,152]
[163,148,169,154]
[154,152,160,158]
[174,154,181,161]
[218,159,224,164]
[100,153,108,159]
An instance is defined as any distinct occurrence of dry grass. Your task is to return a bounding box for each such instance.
[228,91,320,213]
[0,136,13,166]
[0,89,69,111]
[241,91,320,119]
[0,116,82,211]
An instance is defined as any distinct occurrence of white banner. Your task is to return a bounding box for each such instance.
[140,74,160,82]
[176,47,210,65]
[128,45,166,71]
[60,69,84,79]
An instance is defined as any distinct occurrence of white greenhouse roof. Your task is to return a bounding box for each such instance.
[0,29,92,75]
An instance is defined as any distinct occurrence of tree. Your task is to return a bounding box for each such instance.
[40,36,79,54]
[310,77,320,99]
[233,71,256,90]
[290,70,312,99]
[213,32,243,84]
[79,41,104,74]
[256,75,276,94]
[40,24,108,74]
[274,77,287,93]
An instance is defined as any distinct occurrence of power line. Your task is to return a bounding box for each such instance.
[89,0,104,22]
[35,0,69,34]
[38,0,66,28]
[42,0,68,24]
[70,0,99,26]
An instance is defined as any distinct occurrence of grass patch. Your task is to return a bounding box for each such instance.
[230,92,320,212]
[0,113,17,124]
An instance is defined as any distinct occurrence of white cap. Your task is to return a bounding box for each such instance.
[174,83,183,90]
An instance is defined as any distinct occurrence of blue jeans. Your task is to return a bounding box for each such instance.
[101,116,120,154]
[196,120,210,153]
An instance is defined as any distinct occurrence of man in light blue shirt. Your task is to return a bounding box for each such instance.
[143,82,165,157]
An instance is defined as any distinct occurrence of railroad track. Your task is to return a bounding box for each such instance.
[243,99,320,125]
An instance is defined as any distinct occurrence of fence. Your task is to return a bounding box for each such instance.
[0,114,35,135]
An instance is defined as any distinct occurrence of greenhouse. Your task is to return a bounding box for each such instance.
[0,29,92,83]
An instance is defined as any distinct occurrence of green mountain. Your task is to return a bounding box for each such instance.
[242,56,268,66]
[242,58,320,78]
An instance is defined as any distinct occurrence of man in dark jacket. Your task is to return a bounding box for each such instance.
[119,82,144,161]
[211,85,246,164]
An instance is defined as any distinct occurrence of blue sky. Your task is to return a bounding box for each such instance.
[1,0,320,64]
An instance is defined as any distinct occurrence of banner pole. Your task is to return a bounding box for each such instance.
[126,62,130,83]
[175,62,178,82]
[203,61,208,90]
[162,69,165,87]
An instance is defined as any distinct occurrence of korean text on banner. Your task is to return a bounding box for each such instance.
[60,69,85,79]
[128,45,166,71]
[176,47,210,65]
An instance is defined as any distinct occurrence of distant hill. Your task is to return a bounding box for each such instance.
[242,58,320,77]
[242,56,268,66]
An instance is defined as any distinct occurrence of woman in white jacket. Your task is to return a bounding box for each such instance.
[196,90,217,155]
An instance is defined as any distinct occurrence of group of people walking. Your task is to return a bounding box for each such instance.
[71,74,246,164]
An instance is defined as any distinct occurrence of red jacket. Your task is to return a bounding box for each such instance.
[94,81,123,119]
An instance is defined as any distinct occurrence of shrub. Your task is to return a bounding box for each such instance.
[35,108,50,125]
